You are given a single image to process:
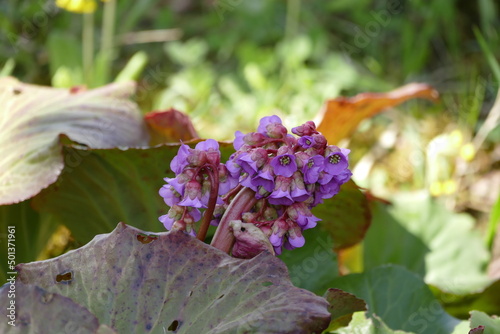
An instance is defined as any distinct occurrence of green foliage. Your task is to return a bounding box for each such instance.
[279,226,339,295]
[0,202,58,283]
[313,180,371,251]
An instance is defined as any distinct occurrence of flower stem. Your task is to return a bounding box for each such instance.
[285,0,300,42]
[82,12,94,86]
[100,0,116,84]
[197,166,219,242]
[210,187,258,254]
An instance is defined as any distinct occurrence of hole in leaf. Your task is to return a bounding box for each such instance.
[136,233,158,244]
[240,227,246,232]
[167,320,180,331]
[12,88,22,95]
[188,291,193,297]
[55,271,73,284]
[217,294,225,299]
[262,281,273,287]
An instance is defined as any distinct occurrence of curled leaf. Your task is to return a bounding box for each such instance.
[0,78,149,205]
[316,83,439,144]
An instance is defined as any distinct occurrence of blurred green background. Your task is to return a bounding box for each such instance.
[1,0,499,257]
[1,0,498,137]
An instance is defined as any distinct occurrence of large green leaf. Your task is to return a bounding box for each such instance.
[1,223,331,333]
[363,202,429,277]
[0,201,58,282]
[278,225,339,295]
[328,265,461,334]
[363,192,491,294]
[313,180,371,251]
[32,142,234,244]
[0,78,149,205]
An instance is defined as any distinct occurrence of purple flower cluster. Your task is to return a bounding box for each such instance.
[158,139,236,236]
[225,116,351,254]
[159,116,351,256]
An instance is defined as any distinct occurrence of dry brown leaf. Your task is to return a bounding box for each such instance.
[316,83,440,144]
[144,108,199,145]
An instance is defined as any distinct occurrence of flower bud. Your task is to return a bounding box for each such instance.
[243,132,267,146]
[178,180,206,208]
[186,149,207,166]
[291,121,317,136]
[242,212,259,223]
[206,150,220,165]
[266,123,287,139]
[311,133,327,149]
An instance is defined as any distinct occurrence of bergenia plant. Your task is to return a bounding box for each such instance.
[159,115,351,258]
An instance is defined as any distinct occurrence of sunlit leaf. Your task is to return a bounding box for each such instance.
[469,311,500,334]
[2,223,331,333]
[316,83,439,144]
[0,78,149,205]
[361,193,491,295]
[334,312,414,334]
[329,265,461,334]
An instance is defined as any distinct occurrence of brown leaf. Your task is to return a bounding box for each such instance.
[144,108,199,145]
[316,83,439,144]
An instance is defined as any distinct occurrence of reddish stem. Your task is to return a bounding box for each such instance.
[210,187,258,254]
[197,165,219,242]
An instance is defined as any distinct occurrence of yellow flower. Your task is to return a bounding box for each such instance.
[442,179,457,195]
[460,143,476,162]
[430,181,443,196]
[449,129,463,148]
[56,0,97,13]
